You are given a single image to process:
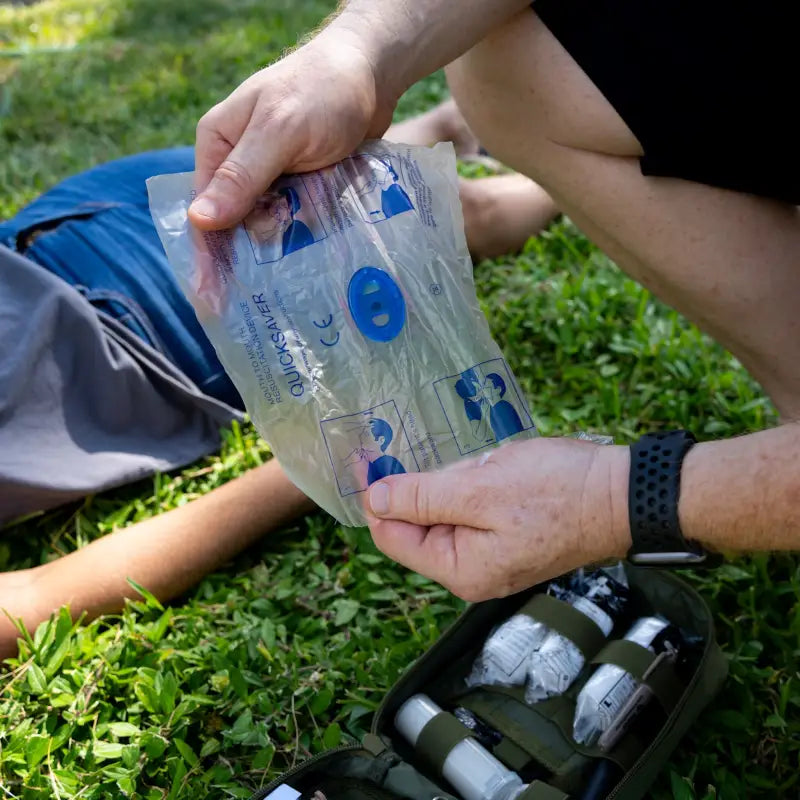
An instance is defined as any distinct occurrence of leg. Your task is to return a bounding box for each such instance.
[446,10,800,418]
[1,149,242,408]
[385,99,560,258]
[385,98,481,156]
[459,173,559,260]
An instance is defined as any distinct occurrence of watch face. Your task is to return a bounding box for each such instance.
[628,551,722,568]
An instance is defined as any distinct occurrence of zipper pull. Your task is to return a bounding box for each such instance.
[362,732,389,757]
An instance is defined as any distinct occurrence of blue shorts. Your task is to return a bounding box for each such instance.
[0,148,242,409]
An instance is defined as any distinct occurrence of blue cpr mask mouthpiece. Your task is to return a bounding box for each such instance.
[347,266,406,342]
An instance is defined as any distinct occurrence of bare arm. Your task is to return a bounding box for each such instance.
[679,423,800,553]
[0,459,314,658]
[328,0,533,106]
[365,424,800,602]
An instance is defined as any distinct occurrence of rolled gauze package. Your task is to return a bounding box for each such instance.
[147,141,537,525]
[466,612,550,689]
[525,565,630,703]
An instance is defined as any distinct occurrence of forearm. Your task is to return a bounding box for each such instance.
[679,423,800,553]
[0,459,314,656]
[327,0,531,103]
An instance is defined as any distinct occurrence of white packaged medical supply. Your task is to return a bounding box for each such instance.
[466,613,550,689]
[524,595,616,704]
[572,616,673,746]
[524,567,629,703]
[147,141,536,525]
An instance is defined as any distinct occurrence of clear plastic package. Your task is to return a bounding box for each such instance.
[572,616,679,746]
[147,141,537,526]
[524,566,630,703]
[466,613,550,689]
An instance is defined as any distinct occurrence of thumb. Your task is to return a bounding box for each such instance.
[189,124,289,231]
[367,471,485,528]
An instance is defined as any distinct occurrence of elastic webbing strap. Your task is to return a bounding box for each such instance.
[515,780,570,800]
[415,712,472,776]
[520,593,607,659]
[591,639,684,711]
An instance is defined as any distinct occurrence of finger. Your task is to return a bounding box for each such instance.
[370,518,500,601]
[192,92,255,197]
[366,471,490,528]
[189,117,292,230]
[368,517,457,584]
[192,125,233,199]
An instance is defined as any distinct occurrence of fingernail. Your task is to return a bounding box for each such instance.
[369,482,390,516]
[190,196,217,220]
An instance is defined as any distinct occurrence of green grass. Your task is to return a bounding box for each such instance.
[1,1,798,797]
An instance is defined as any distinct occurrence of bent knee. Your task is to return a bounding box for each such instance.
[458,177,492,239]
[446,9,643,171]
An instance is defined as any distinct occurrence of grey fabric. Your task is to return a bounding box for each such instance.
[0,245,243,524]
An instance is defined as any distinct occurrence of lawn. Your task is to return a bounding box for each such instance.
[1,0,798,798]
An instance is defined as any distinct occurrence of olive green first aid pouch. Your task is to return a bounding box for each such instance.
[247,566,726,800]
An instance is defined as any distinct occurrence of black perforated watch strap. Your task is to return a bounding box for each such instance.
[628,431,720,567]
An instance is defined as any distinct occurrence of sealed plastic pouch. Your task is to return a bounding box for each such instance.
[147,141,536,525]
[572,616,684,746]
[525,565,630,703]
[466,613,549,689]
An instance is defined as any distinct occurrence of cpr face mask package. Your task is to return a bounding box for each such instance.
[147,141,537,525]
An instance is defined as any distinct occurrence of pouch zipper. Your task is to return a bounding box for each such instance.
[604,572,717,799]
[248,745,364,800]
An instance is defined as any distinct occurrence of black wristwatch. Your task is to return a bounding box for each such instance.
[627,430,721,568]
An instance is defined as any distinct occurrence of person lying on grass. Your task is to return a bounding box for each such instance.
[5,0,800,656]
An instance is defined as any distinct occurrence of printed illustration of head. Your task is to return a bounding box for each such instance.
[246,190,294,244]
[455,368,482,400]
[351,155,398,196]
[373,157,399,187]
[485,372,507,403]
[368,418,394,452]
[350,156,379,197]
[279,186,302,217]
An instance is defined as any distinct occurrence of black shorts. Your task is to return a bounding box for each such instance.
[533,1,800,204]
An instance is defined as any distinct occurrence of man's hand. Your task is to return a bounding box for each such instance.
[190,31,396,230]
[366,438,632,601]
[189,0,535,231]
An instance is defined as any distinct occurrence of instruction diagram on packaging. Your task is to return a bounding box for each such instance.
[244,184,327,264]
[320,400,419,496]
[344,154,415,224]
[241,149,426,268]
[433,358,535,455]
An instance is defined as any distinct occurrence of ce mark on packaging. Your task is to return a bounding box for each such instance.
[313,314,340,347]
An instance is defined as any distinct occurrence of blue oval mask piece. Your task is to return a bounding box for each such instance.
[347,266,406,342]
